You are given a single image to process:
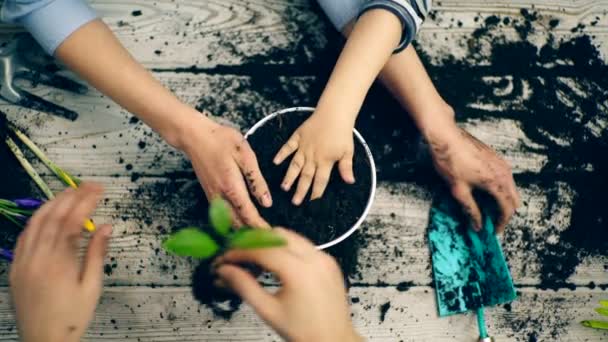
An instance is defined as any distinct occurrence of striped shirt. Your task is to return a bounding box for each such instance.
[318,0,432,52]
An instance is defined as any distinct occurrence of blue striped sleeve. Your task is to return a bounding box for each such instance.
[1,0,97,55]
[359,0,431,53]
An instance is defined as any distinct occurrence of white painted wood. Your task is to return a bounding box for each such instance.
[0,286,605,341]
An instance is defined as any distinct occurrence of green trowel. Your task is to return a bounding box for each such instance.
[428,192,517,341]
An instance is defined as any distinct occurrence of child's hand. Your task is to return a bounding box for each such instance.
[216,228,363,342]
[428,124,520,233]
[10,183,112,342]
[273,111,355,205]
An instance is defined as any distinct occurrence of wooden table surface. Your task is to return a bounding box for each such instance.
[0,0,607,340]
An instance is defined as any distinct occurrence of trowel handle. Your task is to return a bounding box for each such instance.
[476,308,492,341]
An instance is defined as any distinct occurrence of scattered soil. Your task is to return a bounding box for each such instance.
[247,109,373,246]
[379,301,391,323]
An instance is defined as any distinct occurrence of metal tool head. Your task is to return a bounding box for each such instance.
[428,192,517,317]
[0,34,87,121]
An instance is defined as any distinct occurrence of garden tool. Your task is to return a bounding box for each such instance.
[0,34,87,120]
[428,192,517,341]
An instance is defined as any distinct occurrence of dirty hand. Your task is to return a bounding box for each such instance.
[9,183,112,342]
[216,228,362,342]
[428,125,520,233]
[183,116,272,228]
[273,111,355,205]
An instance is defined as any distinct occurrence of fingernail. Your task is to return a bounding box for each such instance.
[292,198,301,206]
[273,158,280,165]
[282,183,289,191]
[261,193,272,207]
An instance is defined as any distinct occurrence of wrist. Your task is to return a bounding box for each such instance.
[416,103,459,142]
[160,106,217,152]
[314,94,359,128]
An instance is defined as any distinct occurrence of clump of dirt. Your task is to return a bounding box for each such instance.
[247,109,373,246]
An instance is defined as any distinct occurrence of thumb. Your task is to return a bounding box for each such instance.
[217,264,281,324]
[451,184,483,231]
[338,152,355,184]
[81,224,112,294]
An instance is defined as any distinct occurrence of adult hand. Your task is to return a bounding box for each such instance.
[216,228,362,342]
[428,124,520,233]
[182,116,272,228]
[9,183,112,342]
[273,110,355,205]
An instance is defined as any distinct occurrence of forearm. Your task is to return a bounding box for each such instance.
[378,45,456,139]
[54,19,210,148]
[316,9,402,124]
[339,22,455,140]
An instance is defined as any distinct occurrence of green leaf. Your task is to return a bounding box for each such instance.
[209,198,232,236]
[600,300,608,308]
[229,229,286,249]
[162,228,220,259]
[581,320,608,330]
[596,308,608,317]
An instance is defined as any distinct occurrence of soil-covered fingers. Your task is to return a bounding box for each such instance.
[236,140,272,208]
[451,183,483,231]
[281,152,305,191]
[216,264,282,323]
[292,162,316,205]
[273,133,300,165]
[222,170,270,229]
[490,187,516,234]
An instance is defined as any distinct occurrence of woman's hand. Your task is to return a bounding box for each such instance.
[216,228,362,342]
[427,122,520,233]
[10,183,112,342]
[181,116,272,228]
[273,110,355,205]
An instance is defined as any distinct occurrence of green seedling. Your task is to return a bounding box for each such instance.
[163,198,286,260]
[581,300,608,330]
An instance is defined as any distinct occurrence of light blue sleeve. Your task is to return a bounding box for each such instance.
[1,0,97,55]
[317,0,431,53]
[316,0,365,31]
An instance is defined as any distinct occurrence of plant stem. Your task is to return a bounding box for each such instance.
[5,137,54,199]
[10,127,80,188]
[0,210,24,228]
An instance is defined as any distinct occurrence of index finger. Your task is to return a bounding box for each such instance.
[223,175,270,229]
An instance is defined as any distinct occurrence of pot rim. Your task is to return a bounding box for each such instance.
[244,106,377,250]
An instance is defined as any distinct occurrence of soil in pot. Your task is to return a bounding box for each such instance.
[247,110,373,246]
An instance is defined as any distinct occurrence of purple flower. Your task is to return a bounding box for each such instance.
[13,198,44,209]
[0,248,13,261]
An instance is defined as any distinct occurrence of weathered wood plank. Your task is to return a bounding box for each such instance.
[1,0,607,68]
[0,286,604,341]
[0,177,604,287]
[3,73,548,178]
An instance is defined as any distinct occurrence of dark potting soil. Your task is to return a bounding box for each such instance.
[247,110,372,246]
[0,111,40,250]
